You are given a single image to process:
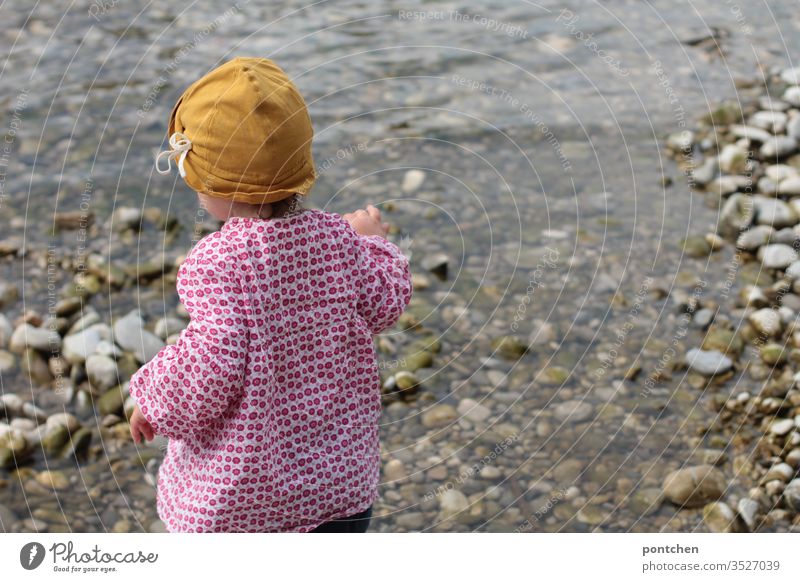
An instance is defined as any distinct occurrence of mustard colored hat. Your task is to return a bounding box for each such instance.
[156,57,316,204]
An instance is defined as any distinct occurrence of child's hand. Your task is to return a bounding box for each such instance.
[130,405,155,444]
[343,205,389,237]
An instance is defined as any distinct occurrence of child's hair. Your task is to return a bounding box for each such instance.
[256,193,304,219]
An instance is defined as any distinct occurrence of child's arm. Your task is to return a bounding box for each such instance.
[128,250,248,440]
[343,205,413,334]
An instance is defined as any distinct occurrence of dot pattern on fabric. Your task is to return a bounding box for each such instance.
[129,210,412,532]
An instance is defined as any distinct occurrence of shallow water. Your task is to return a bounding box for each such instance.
[1,0,798,532]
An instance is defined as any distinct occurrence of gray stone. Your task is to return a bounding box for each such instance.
[662,465,727,508]
[401,170,426,194]
[554,400,594,423]
[456,398,491,423]
[736,225,774,251]
[703,501,740,532]
[760,136,797,159]
[154,317,186,340]
[113,311,164,363]
[781,67,800,85]
[750,110,787,133]
[737,498,761,531]
[784,479,800,511]
[718,144,749,173]
[729,124,772,143]
[758,243,798,269]
[438,489,469,520]
[61,326,103,364]
[86,354,119,390]
[788,116,800,141]
[112,207,144,230]
[718,194,754,238]
[0,314,12,348]
[749,308,783,337]
[9,324,61,354]
[753,197,797,229]
[690,157,718,186]
[783,86,800,106]
[685,348,732,376]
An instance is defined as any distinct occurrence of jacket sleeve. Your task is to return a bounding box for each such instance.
[348,231,413,334]
[128,250,249,440]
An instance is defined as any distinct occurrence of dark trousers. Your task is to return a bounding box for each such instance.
[310,505,372,533]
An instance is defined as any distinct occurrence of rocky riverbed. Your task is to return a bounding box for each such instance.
[4,1,800,533]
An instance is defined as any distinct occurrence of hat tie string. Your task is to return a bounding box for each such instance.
[156,132,192,178]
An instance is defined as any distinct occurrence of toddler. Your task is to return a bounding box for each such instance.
[127,57,413,533]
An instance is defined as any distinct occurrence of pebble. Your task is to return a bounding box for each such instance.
[760,136,797,158]
[456,398,491,422]
[717,144,748,174]
[61,326,104,364]
[685,348,732,376]
[703,501,739,533]
[769,418,796,436]
[758,243,798,269]
[749,308,783,337]
[736,225,773,251]
[737,498,761,531]
[384,459,407,481]
[401,170,426,193]
[784,479,800,511]
[113,311,164,363]
[421,404,458,428]
[438,489,469,520]
[554,400,594,423]
[9,324,61,354]
[662,465,727,508]
[753,197,796,229]
[0,314,12,348]
[86,354,119,390]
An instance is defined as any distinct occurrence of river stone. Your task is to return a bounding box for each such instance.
[36,470,70,490]
[760,136,797,159]
[749,308,783,337]
[0,394,23,418]
[66,310,101,335]
[421,404,457,428]
[690,157,717,185]
[490,336,528,359]
[394,371,420,394]
[0,350,15,374]
[457,398,491,423]
[86,354,119,390]
[736,225,773,251]
[45,412,80,434]
[758,244,798,269]
[438,489,469,520]
[401,170,426,193]
[154,317,186,340]
[761,462,794,483]
[420,253,448,280]
[788,116,800,141]
[59,427,92,459]
[784,479,800,511]
[96,386,126,416]
[729,124,772,143]
[112,207,144,230]
[667,130,694,152]
[685,348,732,376]
[718,144,749,173]
[782,67,800,85]
[750,110,787,133]
[780,177,800,200]
[0,314,12,348]
[62,326,103,364]
[769,418,795,436]
[0,282,17,308]
[718,194,754,238]
[554,400,594,423]
[761,343,788,366]
[662,465,727,508]
[9,324,60,354]
[42,424,70,454]
[737,498,761,531]
[753,197,796,228]
[113,311,164,363]
[708,175,740,197]
[703,501,740,533]
[384,459,407,481]
[783,85,800,106]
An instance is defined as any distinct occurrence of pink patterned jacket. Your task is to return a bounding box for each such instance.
[129,210,412,532]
